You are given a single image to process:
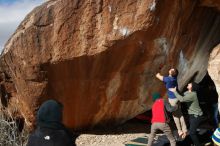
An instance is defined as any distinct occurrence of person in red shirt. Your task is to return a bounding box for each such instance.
[147,92,176,146]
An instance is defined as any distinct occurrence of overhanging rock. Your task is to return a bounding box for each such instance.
[0,0,220,130]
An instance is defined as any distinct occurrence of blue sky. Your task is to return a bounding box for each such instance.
[0,0,44,52]
[0,0,19,5]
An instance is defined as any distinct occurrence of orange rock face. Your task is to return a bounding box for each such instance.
[201,0,220,10]
[0,0,220,130]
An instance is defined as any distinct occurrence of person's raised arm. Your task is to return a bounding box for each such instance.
[156,73,164,81]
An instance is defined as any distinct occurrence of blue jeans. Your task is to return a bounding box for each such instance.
[212,103,219,129]
[189,115,203,146]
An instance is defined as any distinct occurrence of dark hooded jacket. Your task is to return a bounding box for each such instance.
[27,100,76,146]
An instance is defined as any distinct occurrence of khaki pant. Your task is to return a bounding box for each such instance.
[147,123,176,146]
[169,98,187,134]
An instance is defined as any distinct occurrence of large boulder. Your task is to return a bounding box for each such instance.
[201,0,220,10]
[208,44,220,109]
[0,0,220,130]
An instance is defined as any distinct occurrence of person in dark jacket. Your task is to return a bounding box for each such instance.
[27,99,77,146]
[147,92,177,146]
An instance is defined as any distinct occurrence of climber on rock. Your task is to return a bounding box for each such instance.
[147,92,177,146]
[156,68,187,138]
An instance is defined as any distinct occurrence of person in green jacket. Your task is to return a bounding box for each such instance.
[169,82,203,146]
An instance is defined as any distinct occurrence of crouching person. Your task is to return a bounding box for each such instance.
[147,92,176,146]
[27,99,76,146]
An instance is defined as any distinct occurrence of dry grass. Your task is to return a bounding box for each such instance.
[0,108,28,146]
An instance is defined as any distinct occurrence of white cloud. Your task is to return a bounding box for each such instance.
[0,0,44,52]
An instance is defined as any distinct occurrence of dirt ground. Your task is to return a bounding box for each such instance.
[75,118,214,146]
[75,119,150,146]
